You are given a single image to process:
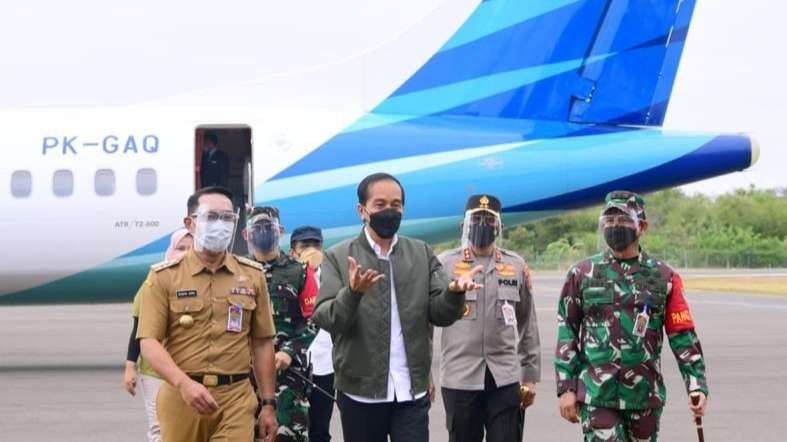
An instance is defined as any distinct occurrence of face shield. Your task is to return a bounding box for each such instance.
[462,209,502,252]
[598,206,641,252]
[192,207,239,253]
[247,214,281,255]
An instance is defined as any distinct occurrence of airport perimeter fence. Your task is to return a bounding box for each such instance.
[525,249,787,271]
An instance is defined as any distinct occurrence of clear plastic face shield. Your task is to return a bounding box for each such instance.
[598,206,642,252]
[192,206,239,253]
[246,214,281,255]
[462,209,503,253]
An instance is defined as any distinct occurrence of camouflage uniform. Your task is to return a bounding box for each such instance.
[257,252,318,442]
[554,194,708,442]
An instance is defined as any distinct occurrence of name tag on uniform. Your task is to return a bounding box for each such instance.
[227,304,243,332]
[501,301,517,326]
[176,289,197,298]
[633,305,650,338]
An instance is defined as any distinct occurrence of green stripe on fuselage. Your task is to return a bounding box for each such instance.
[0,253,161,305]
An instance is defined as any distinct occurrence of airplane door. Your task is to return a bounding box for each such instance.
[194,126,253,255]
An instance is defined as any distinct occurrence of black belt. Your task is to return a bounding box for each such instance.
[189,372,249,387]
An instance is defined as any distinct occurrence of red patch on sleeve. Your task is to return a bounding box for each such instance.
[665,273,695,334]
[523,264,533,290]
[299,264,318,319]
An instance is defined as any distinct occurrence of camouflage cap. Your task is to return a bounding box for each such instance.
[603,190,646,219]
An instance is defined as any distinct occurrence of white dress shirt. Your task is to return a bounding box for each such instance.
[307,268,335,376]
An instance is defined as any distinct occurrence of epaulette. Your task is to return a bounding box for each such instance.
[499,248,528,264]
[150,255,184,272]
[235,255,264,270]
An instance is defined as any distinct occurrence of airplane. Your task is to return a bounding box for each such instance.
[1,0,758,304]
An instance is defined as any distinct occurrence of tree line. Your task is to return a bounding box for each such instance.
[438,187,787,269]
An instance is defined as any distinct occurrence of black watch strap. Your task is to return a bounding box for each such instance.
[261,398,277,409]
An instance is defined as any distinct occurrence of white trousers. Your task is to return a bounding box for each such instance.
[139,374,162,442]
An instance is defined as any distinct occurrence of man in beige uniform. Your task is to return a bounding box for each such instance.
[438,194,541,442]
[138,186,279,441]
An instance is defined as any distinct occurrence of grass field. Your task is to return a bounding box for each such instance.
[684,276,787,295]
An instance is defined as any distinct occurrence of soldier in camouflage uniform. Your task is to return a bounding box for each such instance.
[245,206,318,441]
[554,191,708,442]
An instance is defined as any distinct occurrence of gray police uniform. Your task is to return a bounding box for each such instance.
[437,247,541,442]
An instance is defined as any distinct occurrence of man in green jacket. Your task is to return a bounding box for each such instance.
[313,172,482,442]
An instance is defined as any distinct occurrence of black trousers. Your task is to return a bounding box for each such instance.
[336,391,429,442]
[308,373,335,442]
[442,369,525,442]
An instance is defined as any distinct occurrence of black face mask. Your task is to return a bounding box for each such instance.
[604,226,638,252]
[250,229,277,253]
[469,224,496,248]
[367,208,402,239]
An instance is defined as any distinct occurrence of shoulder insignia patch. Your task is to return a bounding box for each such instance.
[523,263,533,290]
[151,256,183,272]
[235,255,264,270]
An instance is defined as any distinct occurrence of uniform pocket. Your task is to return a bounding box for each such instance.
[581,286,613,321]
[461,291,478,320]
[582,286,613,305]
[495,288,519,320]
[581,320,615,364]
[169,297,205,314]
[634,290,666,328]
[227,295,257,311]
[227,296,256,331]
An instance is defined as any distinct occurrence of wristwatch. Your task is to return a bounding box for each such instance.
[261,398,277,409]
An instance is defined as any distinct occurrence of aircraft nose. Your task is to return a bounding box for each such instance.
[748,135,760,167]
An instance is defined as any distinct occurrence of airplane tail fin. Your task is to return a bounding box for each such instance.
[375,0,696,126]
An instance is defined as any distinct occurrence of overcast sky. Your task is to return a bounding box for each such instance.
[2,1,781,195]
[667,0,784,194]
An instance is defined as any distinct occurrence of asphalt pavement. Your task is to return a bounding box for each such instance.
[1,273,785,441]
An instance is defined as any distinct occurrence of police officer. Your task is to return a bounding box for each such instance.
[555,191,708,441]
[244,207,319,442]
[137,186,278,441]
[438,194,541,442]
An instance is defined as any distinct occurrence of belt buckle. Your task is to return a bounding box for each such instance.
[203,374,219,387]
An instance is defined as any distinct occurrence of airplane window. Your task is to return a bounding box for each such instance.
[53,169,74,197]
[11,170,32,198]
[136,168,157,196]
[95,169,115,196]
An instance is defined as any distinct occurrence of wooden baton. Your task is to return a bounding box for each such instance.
[690,392,705,442]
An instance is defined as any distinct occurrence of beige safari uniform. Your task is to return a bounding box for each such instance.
[137,249,276,442]
[437,247,541,390]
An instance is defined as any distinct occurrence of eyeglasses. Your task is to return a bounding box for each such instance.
[192,211,238,223]
[599,214,637,227]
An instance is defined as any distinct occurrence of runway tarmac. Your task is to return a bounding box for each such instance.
[1,273,786,441]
